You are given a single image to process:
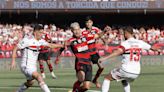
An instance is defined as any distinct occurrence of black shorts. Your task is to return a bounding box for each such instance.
[75,62,92,81]
[38,52,50,61]
[90,53,100,64]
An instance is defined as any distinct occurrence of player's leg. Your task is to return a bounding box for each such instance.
[91,53,104,88]
[73,70,85,92]
[78,64,92,92]
[120,69,138,92]
[102,73,114,92]
[32,71,51,92]
[38,53,46,78]
[102,68,125,92]
[45,51,57,79]
[73,62,85,92]
[121,80,130,92]
[46,59,57,79]
[78,81,91,92]
[17,67,35,92]
[39,59,46,78]
[92,62,104,88]
[16,80,35,92]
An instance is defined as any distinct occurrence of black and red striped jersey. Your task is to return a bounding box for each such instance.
[81,26,101,55]
[67,34,95,63]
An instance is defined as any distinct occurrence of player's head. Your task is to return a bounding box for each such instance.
[85,16,93,29]
[70,22,81,38]
[123,26,134,39]
[33,24,44,40]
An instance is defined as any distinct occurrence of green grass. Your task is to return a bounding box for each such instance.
[0,57,164,92]
[0,65,164,92]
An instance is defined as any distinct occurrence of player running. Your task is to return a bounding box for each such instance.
[82,16,104,88]
[99,26,161,92]
[55,22,104,92]
[11,24,64,92]
[38,30,57,79]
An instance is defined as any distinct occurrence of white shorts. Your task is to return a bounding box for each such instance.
[111,68,139,82]
[20,66,37,80]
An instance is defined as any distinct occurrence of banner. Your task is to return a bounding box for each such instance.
[0,0,164,11]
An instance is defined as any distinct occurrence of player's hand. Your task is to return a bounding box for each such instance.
[54,58,60,65]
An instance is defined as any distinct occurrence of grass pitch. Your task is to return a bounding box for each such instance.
[0,56,164,92]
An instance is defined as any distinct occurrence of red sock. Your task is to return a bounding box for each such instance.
[40,63,44,73]
[73,81,81,92]
[48,64,53,72]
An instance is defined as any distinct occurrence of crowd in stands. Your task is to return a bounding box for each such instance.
[0,23,163,58]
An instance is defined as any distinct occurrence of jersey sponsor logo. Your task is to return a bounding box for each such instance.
[87,34,94,37]
[77,45,88,52]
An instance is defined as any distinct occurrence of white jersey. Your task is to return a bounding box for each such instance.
[17,36,48,68]
[120,38,151,74]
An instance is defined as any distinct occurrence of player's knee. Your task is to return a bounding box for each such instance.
[33,73,44,83]
[121,80,128,86]
[105,74,113,81]
[83,81,91,90]
[39,81,45,86]
[83,84,91,90]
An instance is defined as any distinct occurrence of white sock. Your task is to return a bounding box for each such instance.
[51,72,57,78]
[17,83,28,92]
[102,78,110,92]
[41,73,46,79]
[123,82,130,92]
[40,83,51,92]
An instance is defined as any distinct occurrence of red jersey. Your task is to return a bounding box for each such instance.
[81,26,101,55]
[40,33,51,53]
[68,34,95,64]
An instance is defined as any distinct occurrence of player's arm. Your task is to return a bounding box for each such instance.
[47,43,64,49]
[150,45,162,52]
[99,48,124,63]
[54,40,70,64]
[54,47,65,65]
[11,46,18,69]
[11,38,28,70]
[142,40,162,52]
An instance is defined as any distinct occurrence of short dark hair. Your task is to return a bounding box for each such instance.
[85,16,93,22]
[123,26,134,34]
[32,24,43,31]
